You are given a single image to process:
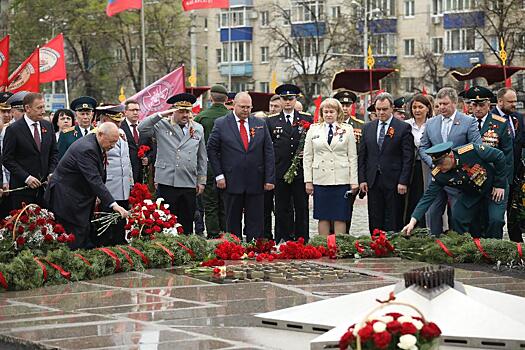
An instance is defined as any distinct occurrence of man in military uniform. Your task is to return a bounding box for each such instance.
[0,92,12,125]
[403,141,507,238]
[6,91,28,122]
[58,96,97,158]
[266,84,312,242]
[194,85,230,238]
[393,97,407,121]
[334,90,363,233]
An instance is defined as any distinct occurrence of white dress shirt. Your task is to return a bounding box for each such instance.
[24,114,41,140]
[376,115,393,143]
[325,122,339,140]
[476,114,487,130]
[406,118,426,148]
[441,110,456,142]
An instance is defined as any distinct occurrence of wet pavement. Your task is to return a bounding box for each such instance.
[0,257,524,349]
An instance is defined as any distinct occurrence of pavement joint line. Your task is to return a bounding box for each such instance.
[306,260,403,281]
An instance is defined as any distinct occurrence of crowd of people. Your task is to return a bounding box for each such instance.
[0,82,522,249]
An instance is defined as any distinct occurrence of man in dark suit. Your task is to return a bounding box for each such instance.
[207,92,275,241]
[45,122,129,249]
[121,99,155,183]
[358,92,415,233]
[2,93,58,209]
[266,84,312,242]
[493,87,524,242]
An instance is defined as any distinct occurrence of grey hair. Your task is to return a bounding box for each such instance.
[436,87,458,103]
[234,91,252,103]
[374,92,394,107]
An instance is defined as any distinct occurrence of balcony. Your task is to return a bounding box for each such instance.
[229,0,253,6]
[444,11,484,29]
[444,52,484,68]
[374,56,397,68]
[220,27,253,42]
[291,22,326,38]
[219,62,253,77]
[358,18,397,34]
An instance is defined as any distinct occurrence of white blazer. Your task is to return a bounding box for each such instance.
[303,122,358,186]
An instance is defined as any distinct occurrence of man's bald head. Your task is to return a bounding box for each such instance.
[97,122,120,151]
[233,92,252,119]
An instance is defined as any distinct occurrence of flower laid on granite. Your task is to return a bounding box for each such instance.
[245,238,276,254]
[0,204,75,250]
[283,119,311,184]
[214,241,246,260]
[124,198,182,241]
[370,229,395,257]
[339,311,441,350]
[200,257,225,267]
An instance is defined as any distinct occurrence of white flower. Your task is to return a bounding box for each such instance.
[379,315,394,324]
[412,319,423,330]
[398,316,413,324]
[143,199,153,205]
[398,334,417,350]
[373,321,387,333]
[352,323,363,336]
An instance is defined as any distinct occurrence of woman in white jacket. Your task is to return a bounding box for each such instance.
[303,98,359,236]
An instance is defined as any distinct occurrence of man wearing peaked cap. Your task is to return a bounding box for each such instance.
[57,96,98,159]
[393,96,407,121]
[194,85,230,238]
[266,83,312,242]
[403,141,507,239]
[6,91,29,122]
[0,92,12,125]
[139,92,207,234]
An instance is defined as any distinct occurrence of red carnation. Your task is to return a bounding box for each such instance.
[67,234,76,243]
[400,322,417,335]
[153,225,161,233]
[43,233,54,242]
[36,218,46,226]
[131,229,140,237]
[373,331,392,349]
[17,226,24,234]
[19,215,29,224]
[357,324,374,342]
[34,207,41,215]
[57,234,67,243]
[213,267,221,274]
[339,330,355,350]
[41,226,48,234]
[176,226,184,234]
[386,320,402,334]
[386,312,402,319]
[54,224,65,234]
[421,322,441,340]
[16,236,26,247]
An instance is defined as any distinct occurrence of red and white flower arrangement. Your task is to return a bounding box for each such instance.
[125,198,182,241]
[0,204,75,250]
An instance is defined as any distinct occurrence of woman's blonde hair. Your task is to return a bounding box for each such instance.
[319,98,345,123]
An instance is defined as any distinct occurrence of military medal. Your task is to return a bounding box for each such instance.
[462,163,487,187]
[482,124,499,147]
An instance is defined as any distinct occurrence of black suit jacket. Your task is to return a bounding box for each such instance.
[45,133,114,226]
[358,117,414,189]
[207,113,275,194]
[120,120,155,183]
[266,110,313,179]
[2,117,58,189]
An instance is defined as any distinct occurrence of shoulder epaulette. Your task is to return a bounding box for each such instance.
[62,126,75,133]
[458,144,474,154]
[89,127,97,134]
[491,114,506,123]
[432,167,441,176]
[299,111,312,116]
[351,116,365,124]
[267,113,279,118]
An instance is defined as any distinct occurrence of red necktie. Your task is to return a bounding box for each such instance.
[33,123,41,151]
[239,119,249,151]
[132,124,139,144]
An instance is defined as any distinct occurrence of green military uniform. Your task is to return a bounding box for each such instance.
[58,96,97,158]
[193,85,230,238]
[479,113,513,183]
[345,116,364,145]
[411,142,507,238]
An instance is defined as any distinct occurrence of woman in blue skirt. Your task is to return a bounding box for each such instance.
[303,98,359,236]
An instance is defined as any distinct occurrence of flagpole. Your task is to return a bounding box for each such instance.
[228,6,232,92]
[141,0,147,88]
[64,78,70,107]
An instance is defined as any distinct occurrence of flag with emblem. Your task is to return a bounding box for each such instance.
[125,66,185,120]
[39,34,67,83]
[7,48,40,93]
[106,0,142,17]
[0,35,9,91]
[182,0,229,11]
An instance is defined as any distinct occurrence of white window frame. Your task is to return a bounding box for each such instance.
[443,0,478,12]
[432,0,443,15]
[220,7,247,28]
[260,10,269,27]
[221,42,252,63]
[217,48,222,63]
[283,45,292,59]
[404,77,416,92]
[331,6,341,18]
[371,34,396,56]
[404,39,415,56]
[431,37,443,55]
[261,46,269,63]
[297,37,321,58]
[368,0,396,17]
[445,28,476,52]
[291,0,325,23]
[260,82,270,93]
[404,0,415,17]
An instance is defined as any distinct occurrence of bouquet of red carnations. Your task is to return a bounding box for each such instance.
[124,198,182,241]
[0,204,75,250]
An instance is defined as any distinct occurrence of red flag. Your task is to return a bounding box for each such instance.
[106,0,142,17]
[7,48,40,93]
[350,102,356,116]
[126,66,185,120]
[0,35,9,91]
[182,0,229,11]
[313,95,322,123]
[505,77,512,88]
[422,86,428,96]
[192,94,202,114]
[39,34,67,83]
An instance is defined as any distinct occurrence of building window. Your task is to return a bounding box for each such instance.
[261,11,269,26]
[220,8,246,28]
[404,77,416,92]
[221,42,252,62]
[404,39,415,56]
[261,46,269,63]
[283,9,291,25]
[331,6,341,18]
[260,82,270,92]
[371,34,396,55]
[115,48,123,60]
[404,0,415,16]
[445,28,475,52]
[131,47,139,61]
[432,0,443,15]
[443,0,478,12]
[432,37,443,54]
[217,48,222,63]
[368,0,395,17]
[233,82,248,91]
[204,18,208,30]
[283,45,292,59]
[291,0,325,23]
[297,37,321,57]
[305,82,321,96]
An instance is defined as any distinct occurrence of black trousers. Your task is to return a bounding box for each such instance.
[95,200,129,247]
[158,185,196,234]
[344,192,358,234]
[263,190,274,239]
[11,188,45,210]
[223,191,264,242]
[57,216,94,250]
[405,160,426,227]
[274,178,309,242]
[367,173,404,233]
[507,183,524,242]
